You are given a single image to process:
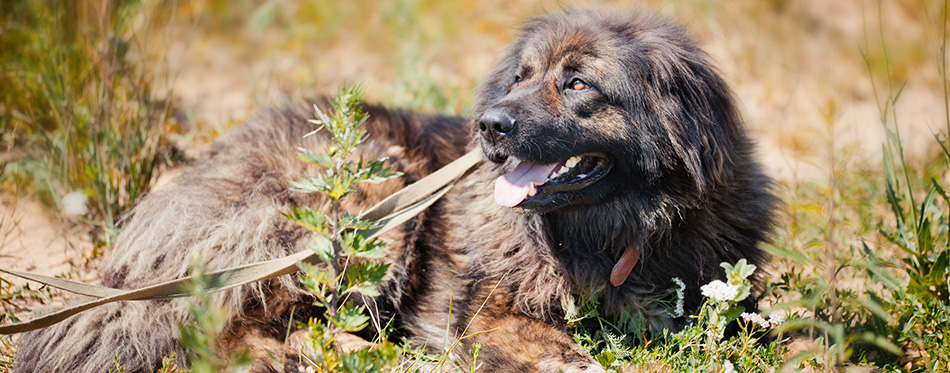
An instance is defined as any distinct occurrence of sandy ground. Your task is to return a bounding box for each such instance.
[0,195,95,335]
[0,197,92,286]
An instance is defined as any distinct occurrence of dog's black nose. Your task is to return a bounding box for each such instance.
[478,108,517,142]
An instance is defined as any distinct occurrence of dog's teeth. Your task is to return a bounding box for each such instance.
[577,173,588,179]
[565,156,581,168]
[527,184,537,196]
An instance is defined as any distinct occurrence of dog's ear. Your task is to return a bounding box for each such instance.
[658,53,741,196]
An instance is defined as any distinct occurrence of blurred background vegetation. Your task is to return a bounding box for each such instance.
[0,0,948,371]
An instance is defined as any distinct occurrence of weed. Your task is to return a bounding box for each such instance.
[109,355,125,373]
[178,256,253,373]
[285,86,401,372]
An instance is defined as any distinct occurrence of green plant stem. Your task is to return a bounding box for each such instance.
[329,200,342,325]
[875,1,919,228]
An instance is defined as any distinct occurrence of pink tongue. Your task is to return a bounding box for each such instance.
[494,161,560,207]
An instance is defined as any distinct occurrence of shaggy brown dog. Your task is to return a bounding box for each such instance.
[14,9,776,372]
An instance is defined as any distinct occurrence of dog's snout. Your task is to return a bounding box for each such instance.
[478,108,517,142]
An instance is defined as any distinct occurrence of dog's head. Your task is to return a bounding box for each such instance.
[472,10,744,215]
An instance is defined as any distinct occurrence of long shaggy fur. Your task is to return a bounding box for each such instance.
[14,105,468,371]
[15,9,776,372]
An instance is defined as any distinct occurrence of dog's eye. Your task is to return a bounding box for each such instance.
[567,78,588,91]
[514,75,523,87]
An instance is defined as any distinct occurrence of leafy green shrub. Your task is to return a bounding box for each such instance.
[285,86,401,372]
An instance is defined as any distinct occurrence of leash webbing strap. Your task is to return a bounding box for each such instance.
[0,149,481,335]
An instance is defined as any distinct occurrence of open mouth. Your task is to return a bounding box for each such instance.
[493,154,611,211]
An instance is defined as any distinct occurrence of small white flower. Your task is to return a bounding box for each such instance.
[700,280,739,302]
[672,277,686,291]
[62,191,89,216]
[741,312,770,329]
[723,359,736,373]
[297,365,316,373]
[768,312,786,326]
[668,277,686,318]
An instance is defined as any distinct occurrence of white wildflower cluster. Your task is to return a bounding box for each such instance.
[741,312,770,329]
[700,280,739,302]
[768,312,786,327]
[668,277,686,318]
[740,311,786,329]
[297,365,316,373]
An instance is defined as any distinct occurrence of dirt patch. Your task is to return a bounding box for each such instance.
[0,194,95,297]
